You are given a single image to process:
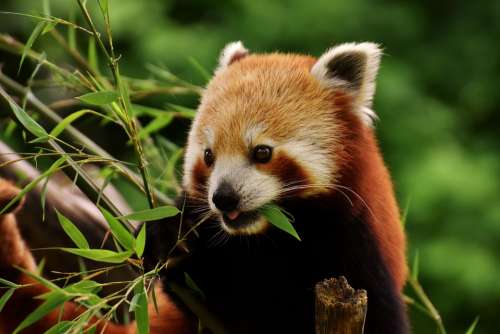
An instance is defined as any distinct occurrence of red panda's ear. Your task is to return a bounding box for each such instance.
[216,41,249,72]
[311,42,382,125]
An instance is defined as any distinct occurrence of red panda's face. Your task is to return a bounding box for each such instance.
[183,42,381,235]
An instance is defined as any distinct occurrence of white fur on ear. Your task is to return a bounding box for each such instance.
[311,42,382,125]
[216,41,249,72]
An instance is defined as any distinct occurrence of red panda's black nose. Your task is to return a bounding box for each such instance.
[212,182,240,212]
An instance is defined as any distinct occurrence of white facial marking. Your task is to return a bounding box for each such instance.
[203,127,214,148]
[220,215,268,235]
[244,123,265,147]
[208,155,281,214]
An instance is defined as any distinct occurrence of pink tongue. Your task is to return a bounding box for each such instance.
[227,211,240,220]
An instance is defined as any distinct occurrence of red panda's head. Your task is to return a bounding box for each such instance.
[183,41,382,235]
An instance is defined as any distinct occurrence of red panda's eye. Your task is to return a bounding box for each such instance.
[204,149,214,166]
[252,145,273,163]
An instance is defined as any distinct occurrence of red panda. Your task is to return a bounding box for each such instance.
[0,41,408,333]
[146,41,409,333]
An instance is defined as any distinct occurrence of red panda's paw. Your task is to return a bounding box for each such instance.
[0,179,36,272]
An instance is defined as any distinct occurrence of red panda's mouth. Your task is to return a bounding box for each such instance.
[222,210,261,229]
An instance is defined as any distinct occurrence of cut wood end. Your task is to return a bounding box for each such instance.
[315,276,367,307]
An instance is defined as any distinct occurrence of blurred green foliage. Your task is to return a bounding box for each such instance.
[1,0,499,333]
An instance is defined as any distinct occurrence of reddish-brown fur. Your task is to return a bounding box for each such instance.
[329,91,407,289]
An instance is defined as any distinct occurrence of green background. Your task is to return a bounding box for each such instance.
[1,0,499,333]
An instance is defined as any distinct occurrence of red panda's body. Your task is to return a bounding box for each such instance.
[147,42,409,333]
[0,42,408,333]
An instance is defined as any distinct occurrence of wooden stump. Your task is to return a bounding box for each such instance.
[315,276,368,334]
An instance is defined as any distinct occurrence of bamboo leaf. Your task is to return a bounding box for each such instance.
[98,0,109,16]
[17,267,62,293]
[64,280,102,295]
[260,204,300,241]
[56,210,89,249]
[135,223,146,258]
[137,115,174,139]
[100,207,135,251]
[412,251,420,280]
[19,21,46,73]
[0,277,19,288]
[77,91,119,105]
[184,272,205,300]
[42,21,57,35]
[13,291,69,334]
[132,104,165,117]
[1,87,48,140]
[166,103,196,119]
[0,156,66,214]
[188,57,211,82]
[0,288,15,312]
[44,321,73,334]
[60,248,133,264]
[49,109,92,138]
[133,279,149,334]
[118,206,180,222]
[465,316,479,334]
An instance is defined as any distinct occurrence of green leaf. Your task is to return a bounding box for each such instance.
[0,277,19,288]
[56,210,90,249]
[17,267,62,293]
[41,21,57,35]
[164,147,183,184]
[138,115,174,139]
[118,206,180,222]
[133,279,149,334]
[13,291,69,334]
[132,104,165,117]
[65,280,102,295]
[49,109,91,138]
[61,248,133,264]
[166,103,196,119]
[0,288,15,312]
[184,272,205,300]
[412,251,419,280]
[116,71,133,116]
[465,316,479,334]
[260,204,300,241]
[135,223,146,258]
[44,321,73,334]
[19,21,46,74]
[188,57,211,82]
[401,198,411,227]
[0,156,66,215]
[100,207,135,251]
[0,87,48,140]
[77,91,119,106]
[98,0,109,16]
